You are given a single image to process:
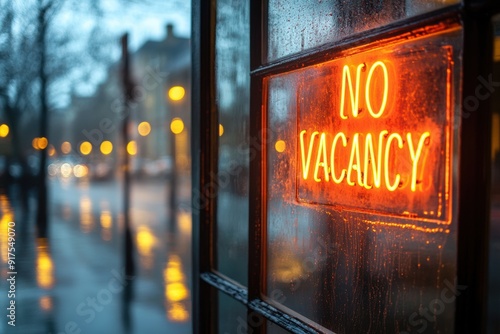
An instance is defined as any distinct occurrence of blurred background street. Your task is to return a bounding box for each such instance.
[0,1,192,333]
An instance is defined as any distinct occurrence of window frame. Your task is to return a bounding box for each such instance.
[192,1,500,333]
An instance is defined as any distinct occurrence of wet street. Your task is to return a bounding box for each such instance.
[0,175,192,334]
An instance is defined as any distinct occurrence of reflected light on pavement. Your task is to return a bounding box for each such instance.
[0,194,14,264]
[80,196,94,233]
[39,295,53,312]
[164,254,189,322]
[136,225,157,269]
[36,238,54,289]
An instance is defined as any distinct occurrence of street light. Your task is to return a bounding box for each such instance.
[0,124,9,137]
[126,140,137,156]
[80,141,92,155]
[138,121,151,136]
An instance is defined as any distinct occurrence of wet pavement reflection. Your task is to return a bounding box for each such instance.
[0,175,192,334]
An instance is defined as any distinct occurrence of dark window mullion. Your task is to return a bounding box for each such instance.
[251,5,462,77]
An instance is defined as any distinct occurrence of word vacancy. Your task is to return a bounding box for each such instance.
[299,61,431,192]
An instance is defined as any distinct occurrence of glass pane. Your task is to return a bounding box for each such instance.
[215,0,250,285]
[218,291,249,334]
[489,15,500,334]
[266,0,460,62]
[265,27,462,332]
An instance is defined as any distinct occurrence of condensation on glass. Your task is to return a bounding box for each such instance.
[266,0,460,62]
[215,0,250,285]
[264,27,463,333]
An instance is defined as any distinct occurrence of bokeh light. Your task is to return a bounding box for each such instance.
[127,140,137,155]
[170,118,184,135]
[61,141,72,154]
[80,141,92,155]
[100,140,113,155]
[138,121,151,136]
[168,86,185,101]
[0,124,9,137]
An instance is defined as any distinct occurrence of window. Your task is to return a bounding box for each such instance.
[193,1,500,333]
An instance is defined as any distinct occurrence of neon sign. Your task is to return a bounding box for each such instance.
[286,42,456,222]
[299,61,431,192]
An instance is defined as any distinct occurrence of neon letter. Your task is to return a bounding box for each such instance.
[300,130,319,180]
[314,133,330,182]
[407,132,431,191]
[363,130,388,189]
[339,64,364,119]
[330,132,347,183]
[384,133,403,191]
[365,61,389,118]
[347,133,363,186]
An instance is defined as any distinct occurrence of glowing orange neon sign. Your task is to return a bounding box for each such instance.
[291,45,455,222]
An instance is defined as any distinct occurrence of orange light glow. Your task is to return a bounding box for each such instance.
[48,145,56,156]
[365,61,389,118]
[339,64,363,119]
[36,238,54,289]
[38,137,48,150]
[138,121,151,136]
[219,124,224,137]
[384,133,403,191]
[127,140,137,155]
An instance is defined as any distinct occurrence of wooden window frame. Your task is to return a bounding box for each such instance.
[192,1,500,333]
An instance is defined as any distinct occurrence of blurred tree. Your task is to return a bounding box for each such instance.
[0,0,113,236]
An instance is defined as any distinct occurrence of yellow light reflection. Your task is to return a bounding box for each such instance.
[39,295,52,311]
[61,141,72,154]
[136,226,157,269]
[80,196,94,233]
[166,282,189,302]
[36,238,54,289]
[32,138,39,150]
[48,145,56,156]
[38,137,48,150]
[164,254,189,322]
[61,163,72,178]
[0,196,14,263]
[138,121,151,136]
[80,141,92,155]
[168,86,185,101]
[167,303,189,322]
[275,140,286,153]
[127,141,137,156]
[170,118,184,135]
[0,124,9,137]
[100,141,113,155]
[100,210,112,241]
[219,124,224,137]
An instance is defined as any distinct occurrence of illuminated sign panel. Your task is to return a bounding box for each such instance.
[289,35,456,223]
